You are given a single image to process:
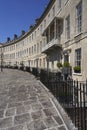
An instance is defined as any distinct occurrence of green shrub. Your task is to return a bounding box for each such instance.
[73,66,81,73]
[20,61,24,66]
[57,62,62,68]
[63,62,70,67]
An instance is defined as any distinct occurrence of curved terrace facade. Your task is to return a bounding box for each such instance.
[0,0,87,81]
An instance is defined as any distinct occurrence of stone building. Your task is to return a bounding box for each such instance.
[0,0,87,81]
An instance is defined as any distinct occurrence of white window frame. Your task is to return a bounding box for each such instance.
[76,1,82,33]
[65,15,70,40]
[75,48,81,67]
[52,6,55,17]
[59,0,61,8]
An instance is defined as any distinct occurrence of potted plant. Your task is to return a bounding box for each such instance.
[73,66,81,73]
[57,62,63,68]
[63,62,70,67]
[20,61,24,70]
[62,62,72,75]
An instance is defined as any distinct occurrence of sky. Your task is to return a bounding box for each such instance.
[0,0,50,43]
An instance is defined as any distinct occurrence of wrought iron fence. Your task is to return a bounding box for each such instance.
[39,70,87,130]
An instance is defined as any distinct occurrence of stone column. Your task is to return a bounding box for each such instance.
[36,59,38,69]
[46,56,49,73]
[54,19,57,39]
[48,27,50,43]
[44,32,46,46]
[28,60,30,67]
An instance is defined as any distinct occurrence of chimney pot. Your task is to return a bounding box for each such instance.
[22,30,25,35]
[14,34,17,40]
[7,37,11,42]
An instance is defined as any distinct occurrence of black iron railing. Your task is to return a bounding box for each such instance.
[39,70,87,130]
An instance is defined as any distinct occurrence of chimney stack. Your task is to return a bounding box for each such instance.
[7,37,11,42]
[22,30,25,35]
[14,34,18,40]
[35,18,39,24]
[29,25,33,30]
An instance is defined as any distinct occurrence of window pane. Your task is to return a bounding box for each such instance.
[76,1,82,33]
[66,15,70,39]
[75,48,81,67]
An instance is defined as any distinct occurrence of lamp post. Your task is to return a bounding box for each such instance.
[0,45,3,72]
[0,44,3,72]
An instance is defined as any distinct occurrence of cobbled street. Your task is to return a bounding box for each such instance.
[0,69,69,130]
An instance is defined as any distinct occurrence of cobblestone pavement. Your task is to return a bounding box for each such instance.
[0,69,69,130]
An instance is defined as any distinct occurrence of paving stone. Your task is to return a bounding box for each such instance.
[38,96,50,102]
[29,91,38,97]
[0,117,13,129]
[5,108,16,117]
[24,97,37,105]
[18,85,27,93]
[9,93,29,102]
[14,113,30,125]
[0,102,7,110]
[27,120,46,130]
[35,89,45,95]
[58,126,67,130]
[41,101,53,108]
[8,87,18,96]
[6,124,27,130]
[8,102,23,108]
[27,85,35,91]
[0,110,4,118]
[53,116,63,125]
[31,103,42,111]
[31,110,44,120]
[0,94,8,104]
[16,106,26,115]
[0,129,6,130]
[43,108,58,116]
[8,95,18,103]
[24,105,31,111]
[48,128,57,130]
[17,93,29,102]
[44,117,57,128]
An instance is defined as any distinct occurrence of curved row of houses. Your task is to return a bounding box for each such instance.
[0,0,87,81]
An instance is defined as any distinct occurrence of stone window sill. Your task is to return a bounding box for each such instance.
[73,73,82,76]
[74,32,82,38]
